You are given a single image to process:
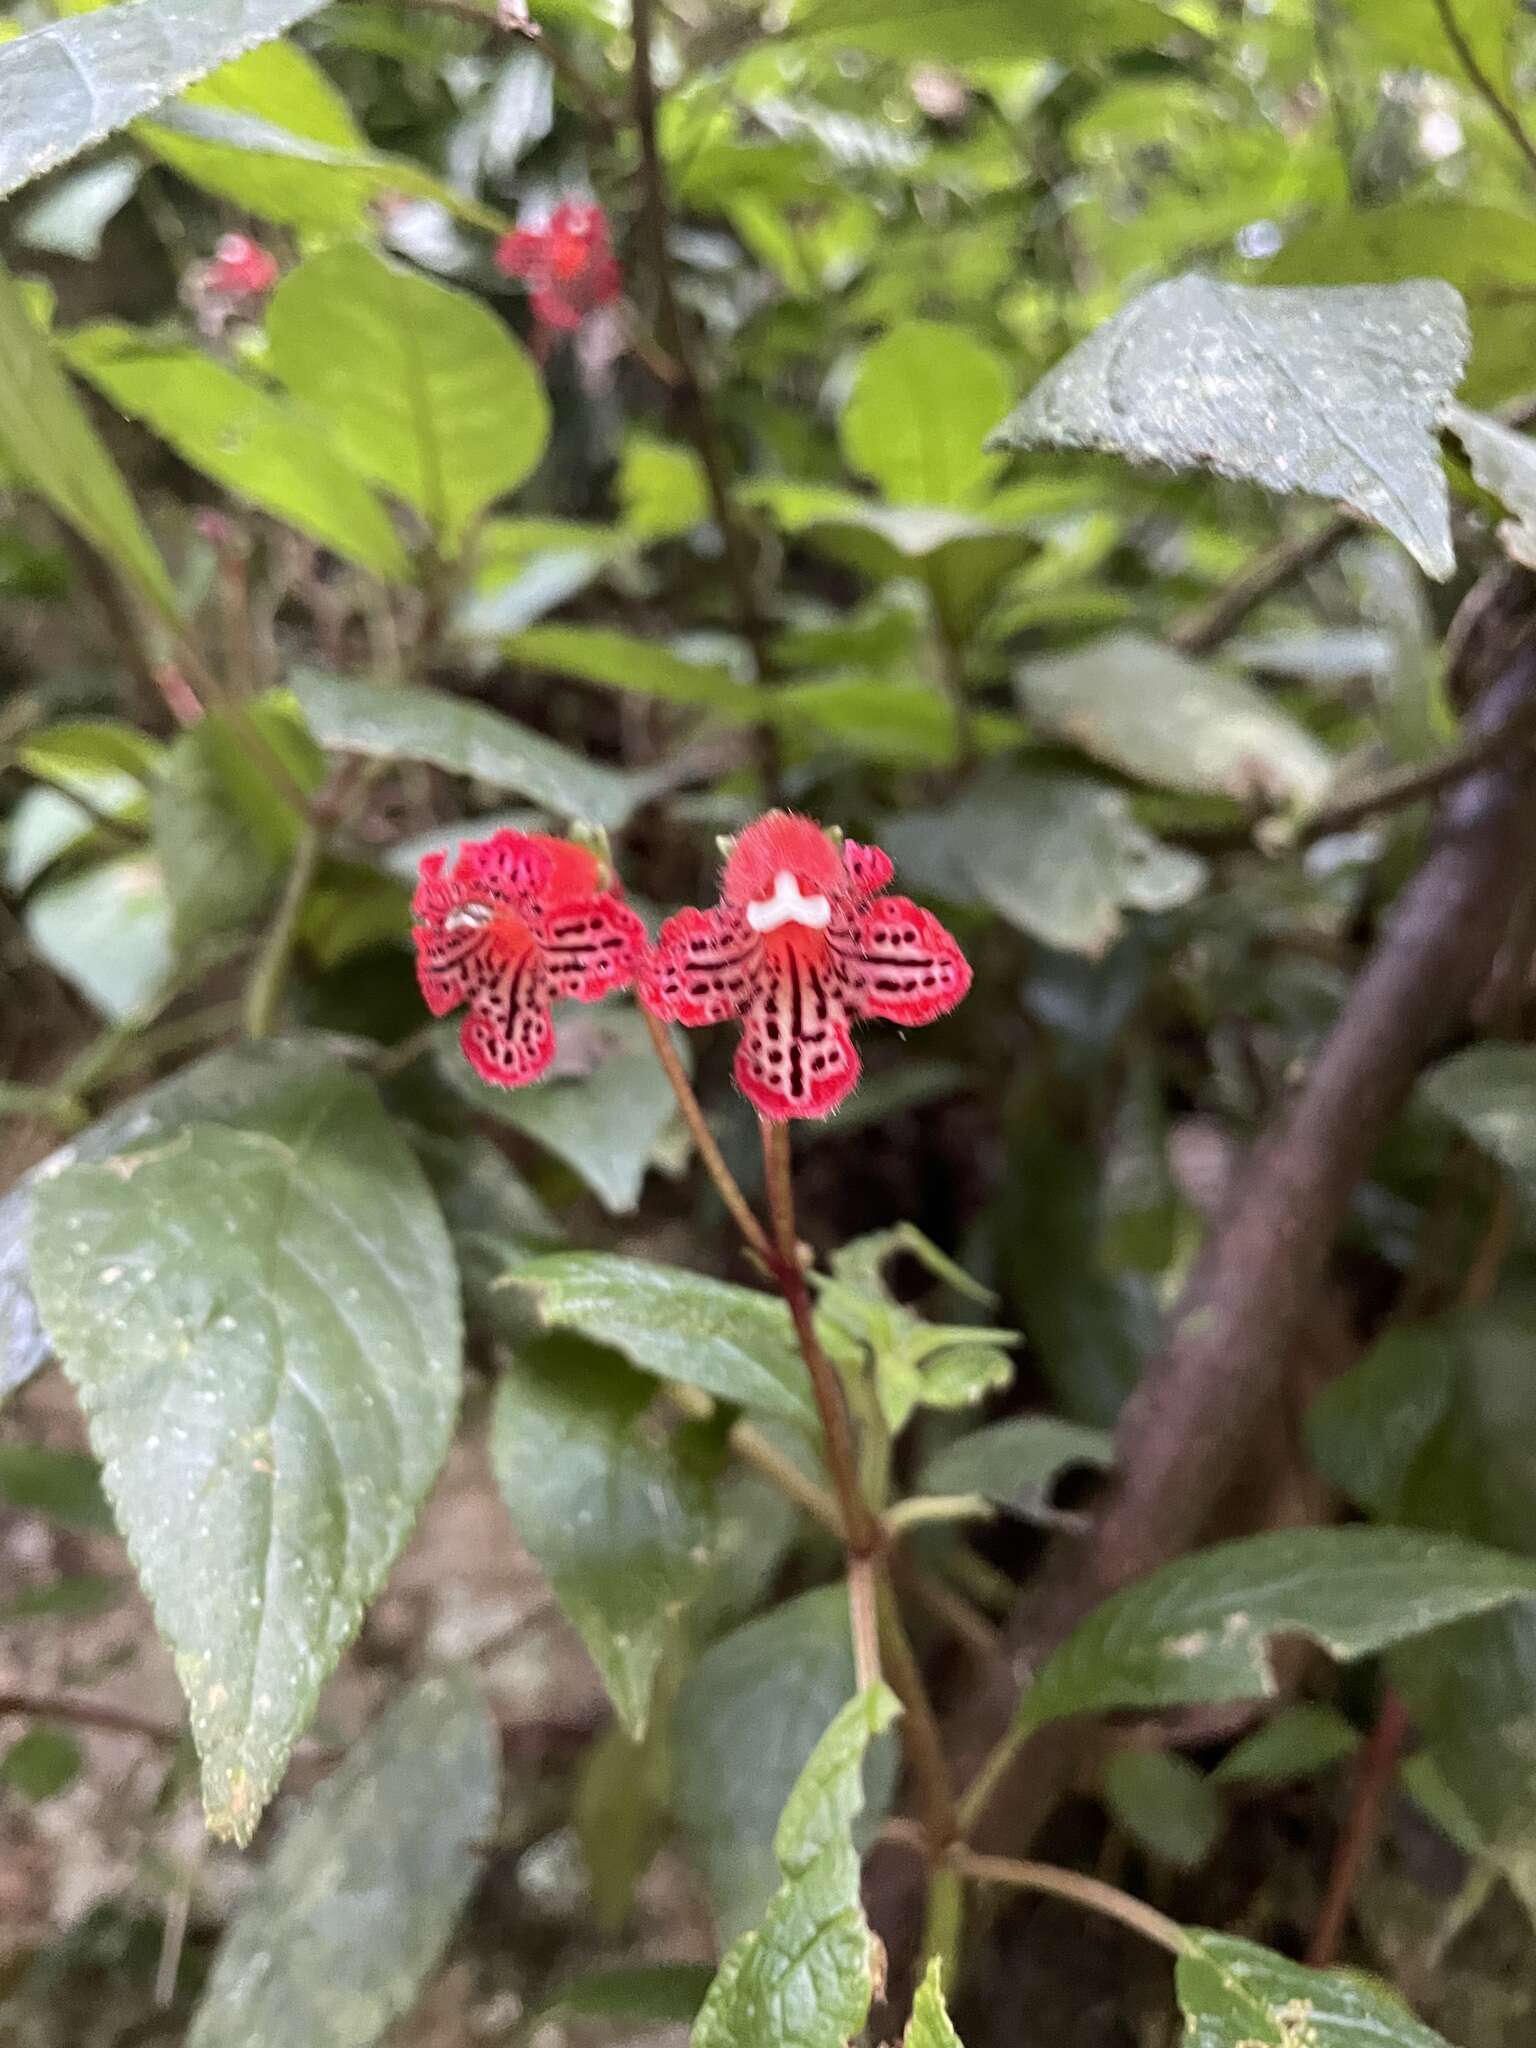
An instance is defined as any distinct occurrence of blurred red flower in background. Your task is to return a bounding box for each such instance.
[495,201,622,333]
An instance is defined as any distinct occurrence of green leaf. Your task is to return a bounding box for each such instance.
[18,154,140,260]
[268,244,549,555]
[0,1444,113,1533]
[7,775,145,896]
[3,1036,348,1405]
[28,1068,463,1841]
[0,0,336,200]
[66,325,409,580]
[293,671,653,830]
[1103,1749,1220,1871]
[26,853,176,1020]
[153,724,285,950]
[515,1252,815,1426]
[905,1960,964,2048]
[1016,634,1333,809]
[918,1416,1114,1523]
[0,1574,124,1625]
[691,1683,900,2048]
[1212,1705,1360,1786]
[885,773,1205,958]
[0,257,176,615]
[506,624,758,714]
[1447,405,1536,571]
[527,1965,716,2034]
[993,277,1468,580]
[1341,0,1512,91]
[841,322,1011,509]
[1262,204,1536,408]
[620,434,710,541]
[1175,1929,1454,2048]
[490,1337,715,1739]
[791,0,1173,63]
[186,1671,497,2048]
[2,1727,84,1802]
[1420,1044,1536,1215]
[446,1007,687,1215]
[1017,1527,1536,1733]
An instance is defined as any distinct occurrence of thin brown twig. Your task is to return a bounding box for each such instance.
[1431,0,1536,187]
[630,0,781,793]
[1307,1688,1413,1966]
[1167,516,1353,658]
[881,1820,1189,1958]
[877,1577,961,1850]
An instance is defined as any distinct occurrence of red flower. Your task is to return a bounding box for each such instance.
[641,811,972,1122]
[413,829,645,1089]
[494,201,622,332]
[203,233,280,299]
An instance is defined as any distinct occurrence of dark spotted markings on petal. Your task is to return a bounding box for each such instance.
[539,894,646,1002]
[461,949,556,1088]
[413,917,498,1018]
[841,838,895,896]
[642,906,760,1027]
[460,830,557,911]
[834,896,972,1027]
[735,943,859,1121]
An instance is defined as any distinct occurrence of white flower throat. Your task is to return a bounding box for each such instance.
[746,870,833,934]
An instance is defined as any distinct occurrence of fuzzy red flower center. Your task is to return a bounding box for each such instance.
[494,202,622,333]
[640,810,971,1122]
[205,233,280,299]
[413,828,645,1089]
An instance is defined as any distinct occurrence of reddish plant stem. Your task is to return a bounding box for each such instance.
[639,1009,774,1267]
[1307,1689,1413,1967]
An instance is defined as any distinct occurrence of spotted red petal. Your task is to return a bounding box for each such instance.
[460,950,556,1088]
[842,839,894,895]
[459,829,556,908]
[833,896,972,1026]
[642,906,760,1026]
[537,894,646,1002]
[723,810,844,905]
[413,914,499,1018]
[734,941,860,1121]
[494,227,544,280]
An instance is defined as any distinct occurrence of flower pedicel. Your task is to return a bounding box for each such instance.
[641,811,971,1122]
[413,829,645,1087]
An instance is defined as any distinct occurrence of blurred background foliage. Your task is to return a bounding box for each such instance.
[6,0,1536,2043]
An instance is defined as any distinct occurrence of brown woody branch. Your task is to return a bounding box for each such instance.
[915,566,1536,1908]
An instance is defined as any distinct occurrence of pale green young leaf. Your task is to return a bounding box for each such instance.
[27,1069,462,1841]
[691,1684,900,2048]
[66,325,409,580]
[1016,1527,1536,1733]
[841,321,1012,509]
[0,0,336,199]
[1175,1929,1454,2048]
[268,244,549,555]
[0,259,176,616]
[994,277,1467,579]
[1016,634,1332,809]
[187,1672,496,2048]
[791,0,1173,63]
[514,1252,814,1426]
[26,854,175,1020]
[490,1338,715,1739]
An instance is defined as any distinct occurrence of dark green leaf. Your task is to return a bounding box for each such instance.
[1017,1527,1536,1732]
[1420,1044,1536,1215]
[490,1338,715,1739]
[515,1252,814,1426]
[28,1068,462,1842]
[186,1672,497,2048]
[1175,1929,1453,2048]
[1211,1705,1359,1786]
[527,1965,715,2033]
[918,1416,1114,1523]
[2,1727,84,1802]
[506,624,758,714]
[673,1586,895,1940]
[0,1443,112,1532]
[1102,1749,1220,1871]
